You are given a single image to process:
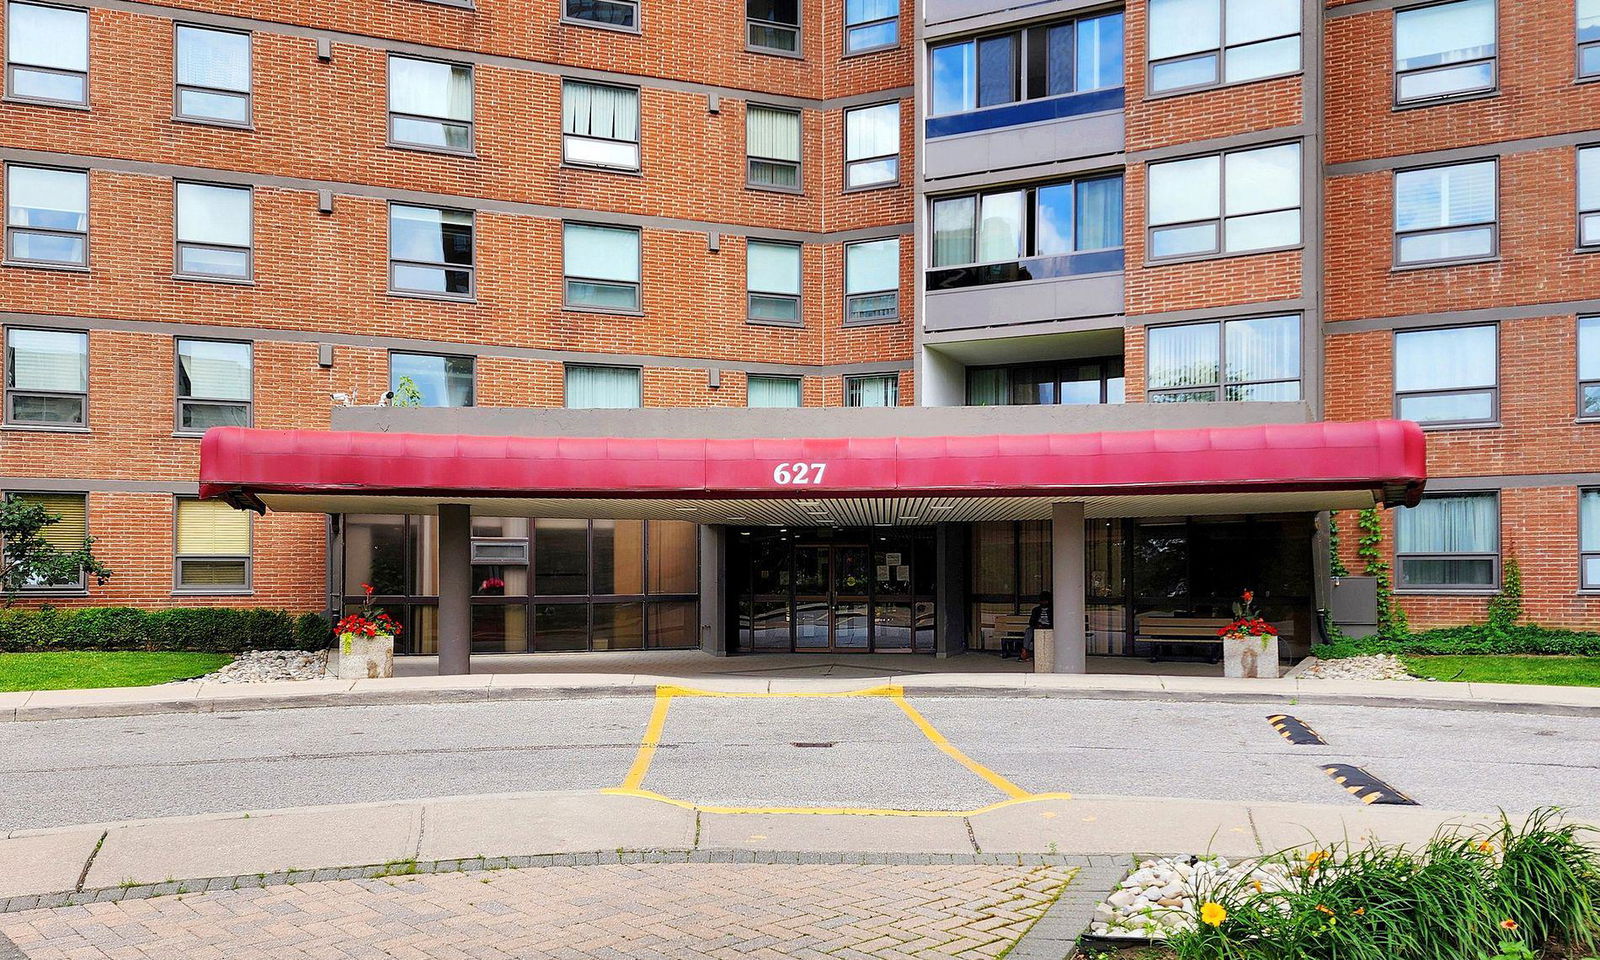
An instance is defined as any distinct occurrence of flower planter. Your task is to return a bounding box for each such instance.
[336,631,395,679]
[1222,631,1279,679]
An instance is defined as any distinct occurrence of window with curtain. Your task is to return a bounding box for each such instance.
[1148,142,1301,258]
[747,0,800,52]
[564,0,638,29]
[565,364,641,408]
[1394,324,1497,425]
[389,204,474,298]
[845,237,899,323]
[175,25,250,125]
[1147,315,1301,402]
[5,165,88,267]
[1394,161,1497,265]
[929,11,1123,116]
[1396,492,1498,589]
[390,352,474,408]
[746,105,802,189]
[1394,0,1496,104]
[175,497,250,591]
[747,375,802,407]
[1579,147,1600,248]
[175,182,252,280]
[927,175,1123,287]
[388,55,473,152]
[845,102,899,188]
[5,327,87,426]
[5,2,87,105]
[746,240,802,325]
[966,357,1125,406]
[562,81,640,170]
[177,339,251,431]
[1147,0,1300,94]
[5,492,88,588]
[1581,317,1600,419]
[845,373,898,406]
[1583,489,1600,589]
[563,223,641,311]
[1582,0,1600,77]
[845,0,897,53]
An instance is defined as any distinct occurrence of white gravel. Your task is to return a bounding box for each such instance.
[182,650,330,684]
[1091,855,1298,940]
[1298,653,1422,681]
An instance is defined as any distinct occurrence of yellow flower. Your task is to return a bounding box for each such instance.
[1305,849,1331,870]
[1251,880,1264,894]
[1354,907,1366,916]
[1200,903,1228,927]
[1478,841,1496,854]
[1501,919,1519,931]
[1316,905,1334,915]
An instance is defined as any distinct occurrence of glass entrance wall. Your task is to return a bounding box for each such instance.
[733,527,936,653]
[969,520,1053,651]
[342,514,700,654]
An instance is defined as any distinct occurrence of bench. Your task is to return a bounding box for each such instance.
[993,614,1032,658]
[1135,616,1233,663]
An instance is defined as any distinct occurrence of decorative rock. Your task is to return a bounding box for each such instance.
[1092,853,1306,941]
[181,650,330,684]
[1300,654,1420,682]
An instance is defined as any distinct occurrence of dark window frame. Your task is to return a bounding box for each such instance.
[560,78,642,172]
[1581,0,1600,80]
[1146,0,1303,97]
[843,236,900,325]
[562,362,644,409]
[4,161,89,269]
[172,494,253,594]
[745,238,804,327]
[1392,158,1499,268]
[3,324,88,428]
[747,0,802,56]
[966,355,1126,406]
[1145,141,1304,263]
[561,221,642,314]
[1579,316,1600,420]
[844,0,897,56]
[1582,487,1600,590]
[928,10,1124,118]
[745,103,803,193]
[3,0,89,108]
[388,201,476,301]
[1579,145,1600,249]
[844,372,900,407]
[385,53,475,156]
[843,101,900,190]
[561,0,641,33]
[174,336,253,435]
[1394,490,1501,593]
[172,22,252,128]
[2,489,89,592]
[1392,322,1500,429]
[927,174,1125,287]
[1392,0,1498,107]
[173,180,254,282]
[388,350,477,408]
[745,374,803,408]
[1145,314,1303,403]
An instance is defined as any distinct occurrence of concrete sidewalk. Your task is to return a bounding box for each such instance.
[0,789,1540,910]
[2,667,1597,722]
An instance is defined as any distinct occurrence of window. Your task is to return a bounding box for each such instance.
[968,357,1125,405]
[388,55,472,152]
[845,237,899,323]
[929,175,1123,288]
[746,240,801,324]
[5,2,87,106]
[176,338,251,431]
[1147,0,1300,94]
[747,375,801,407]
[1582,0,1600,78]
[562,80,640,170]
[845,102,899,188]
[389,204,473,298]
[845,0,896,53]
[746,105,801,190]
[174,497,250,591]
[1583,489,1600,589]
[5,327,86,425]
[1581,317,1600,418]
[1579,147,1600,247]
[748,0,799,53]
[1147,315,1301,402]
[174,182,251,280]
[563,222,640,311]
[565,364,641,408]
[929,11,1123,116]
[1394,324,1497,426]
[1147,143,1301,259]
[1394,0,1495,104]
[390,352,474,407]
[845,373,898,406]
[1396,492,1498,589]
[564,0,637,30]
[4,492,87,589]
[1394,161,1496,265]
[5,165,87,267]
[174,25,250,125]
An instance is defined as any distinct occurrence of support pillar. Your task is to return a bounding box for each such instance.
[437,503,472,676]
[1050,502,1087,674]
[934,524,969,659]
[699,524,730,656]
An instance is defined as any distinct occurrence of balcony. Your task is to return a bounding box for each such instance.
[923,88,1124,182]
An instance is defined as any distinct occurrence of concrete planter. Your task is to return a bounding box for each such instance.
[336,632,394,680]
[1222,632,1279,679]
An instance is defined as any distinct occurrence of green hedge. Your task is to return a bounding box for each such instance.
[0,607,331,654]
[1315,624,1600,660]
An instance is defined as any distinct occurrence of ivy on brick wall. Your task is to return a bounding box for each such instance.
[1357,507,1409,638]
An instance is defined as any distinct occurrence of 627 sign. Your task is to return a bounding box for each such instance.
[771,462,828,485]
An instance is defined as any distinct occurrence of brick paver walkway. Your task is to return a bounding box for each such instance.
[0,862,1073,960]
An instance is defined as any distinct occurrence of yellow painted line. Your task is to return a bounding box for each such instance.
[889,692,1035,800]
[620,691,674,790]
[658,684,900,699]
[601,786,1076,818]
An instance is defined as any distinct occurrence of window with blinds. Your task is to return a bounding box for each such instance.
[5,327,88,426]
[1394,160,1497,266]
[1393,324,1497,426]
[5,165,88,268]
[175,497,250,590]
[5,492,87,589]
[1395,492,1499,590]
[177,338,252,431]
[845,373,899,407]
[562,80,641,170]
[175,25,251,125]
[747,0,799,53]
[1147,315,1301,403]
[746,240,802,325]
[565,364,642,409]
[746,105,802,190]
[844,237,899,323]
[175,182,253,280]
[747,375,801,408]
[5,1,88,106]
[562,222,641,311]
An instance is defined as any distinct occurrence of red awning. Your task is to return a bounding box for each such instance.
[199,419,1426,514]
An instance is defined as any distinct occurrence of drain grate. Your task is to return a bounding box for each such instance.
[790,741,837,748]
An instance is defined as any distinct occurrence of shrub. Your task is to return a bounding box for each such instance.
[1315,624,1600,660]
[0,606,332,654]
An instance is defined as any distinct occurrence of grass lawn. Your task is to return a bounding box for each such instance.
[0,652,233,693]
[1403,654,1600,687]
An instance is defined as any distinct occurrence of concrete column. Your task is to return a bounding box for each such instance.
[1050,502,1087,674]
[437,503,472,676]
[934,524,969,658]
[699,524,730,656]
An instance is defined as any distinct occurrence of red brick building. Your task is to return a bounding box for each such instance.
[2,0,1596,660]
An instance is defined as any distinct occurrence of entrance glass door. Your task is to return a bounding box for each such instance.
[793,544,831,651]
[833,545,870,650]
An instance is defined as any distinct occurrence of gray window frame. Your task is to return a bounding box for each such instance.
[560,78,642,173]
[1579,145,1600,249]
[1582,0,1600,80]
[560,0,641,33]
[172,495,253,594]
[174,336,253,434]
[4,325,88,428]
[388,201,476,301]
[561,221,642,314]
[1580,316,1600,421]
[172,22,252,128]
[843,101,900,191]
[4,162,89,269]
[385,53,475,156]
[388,349,477,407]
[844,0,897,56]
[1146,0,1302,97]
[4,1,89,108]
[843,237,900,325]
[1393,0,1498,107]
[3,489,89,592]
[745,238,803,327]
[1392,322,1499,429]
[1145,142,1304,264]
[746,0,802,57]
[745,374,803,408]
[1394,490,1501,593]
[1392,158,1499,268]
[745,103,803,193]
[173,180,254,282]
[562,363,644,408]
[1582,487,1600,590]
[1145,314,1304,403]
[844,372,899,407]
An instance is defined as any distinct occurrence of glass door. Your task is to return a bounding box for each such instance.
[832,544,871,650]
[793,544,831,651]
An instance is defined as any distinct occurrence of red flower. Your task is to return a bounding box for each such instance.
[1242,589,1254,604]
[362,582,374,596]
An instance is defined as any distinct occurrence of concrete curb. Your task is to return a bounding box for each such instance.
[1007,859,1134,960]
